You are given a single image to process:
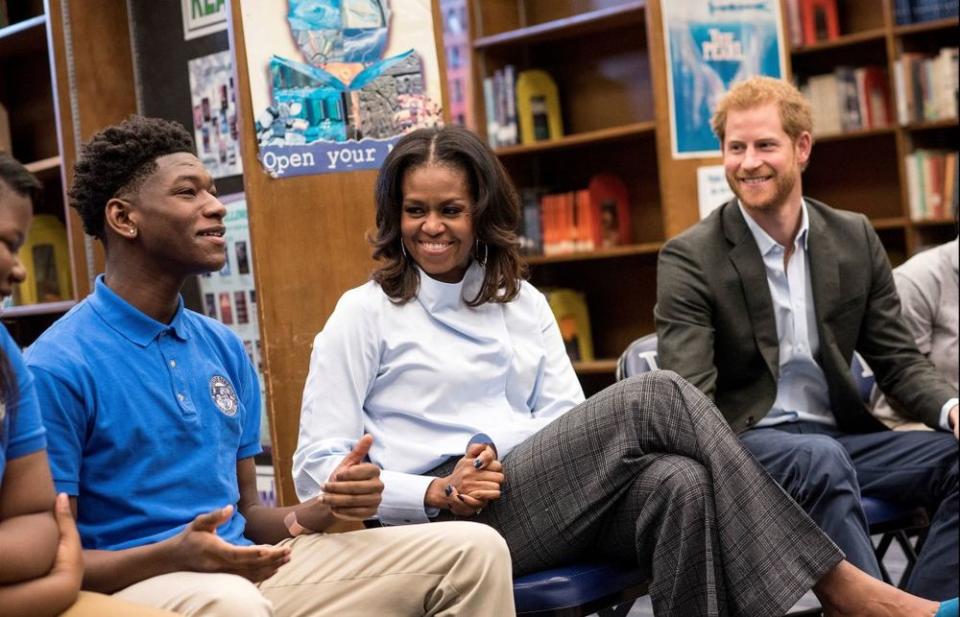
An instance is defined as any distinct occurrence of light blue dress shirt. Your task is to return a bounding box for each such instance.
[741,202,956,430]
[739,201,835,427]
[293,262,584,524]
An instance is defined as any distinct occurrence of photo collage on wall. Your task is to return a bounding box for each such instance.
[188,50,244,178]
[239,0,444,178]
[196,194,269,444]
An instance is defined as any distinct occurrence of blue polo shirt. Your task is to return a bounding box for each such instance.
[26,276,262,550]
[0,324,45,485]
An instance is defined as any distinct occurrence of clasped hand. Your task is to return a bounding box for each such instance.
[428,444,504,517]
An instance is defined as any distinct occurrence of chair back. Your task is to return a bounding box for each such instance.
[616,333,658,381]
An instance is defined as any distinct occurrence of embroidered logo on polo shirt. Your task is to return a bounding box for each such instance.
[209,376,238,416]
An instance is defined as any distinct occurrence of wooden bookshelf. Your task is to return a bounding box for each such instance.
[791,27,887,54]
[894,17,960,37]
[814,126,897,143]
[495,121,655,157]
[1,299,77,318]
[903,118,959,132]
[0,14,46,56]
[526,242,662,266]
[472,1,646,49]
[471,0,664,393]
[871,217,908,230]
[0,2,137,345]
[785,0,958,258]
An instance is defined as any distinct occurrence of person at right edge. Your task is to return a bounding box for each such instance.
[655,76,959,607]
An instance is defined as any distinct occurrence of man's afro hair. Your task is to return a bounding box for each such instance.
[69,115,195,240]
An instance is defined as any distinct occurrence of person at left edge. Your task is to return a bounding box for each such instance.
[24,116,516,617]
[0,152,179,617]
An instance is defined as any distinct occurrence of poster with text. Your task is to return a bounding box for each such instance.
[196,194,269,446]
[240,0,444,178]
[188,50,244,178]
[662,0,786,158]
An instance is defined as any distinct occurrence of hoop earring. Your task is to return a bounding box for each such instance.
[400,239,408,259]
[476,239,488,265]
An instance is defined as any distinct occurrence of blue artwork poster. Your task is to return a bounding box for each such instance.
[662,0,786,158]
[240,0,444,178]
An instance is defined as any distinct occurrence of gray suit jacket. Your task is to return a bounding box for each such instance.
[655,197,953,434]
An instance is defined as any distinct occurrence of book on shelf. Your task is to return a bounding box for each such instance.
[518,187,545,255]
[588,173,632,247]
[799,0,839,46]
[894,47,959,124]
[543,288,594,363]
[516,69,563,144]
[800,65,894,134]
[905,149,956,220]
[482,65,519,148]
[896,0,959,24]
[530,173,633,257]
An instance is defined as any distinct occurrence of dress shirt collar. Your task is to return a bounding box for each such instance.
[88,274,189,347]
[416,260,483,312]
[738,199,810,257]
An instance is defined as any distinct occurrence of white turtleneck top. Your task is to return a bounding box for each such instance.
[293,262,584,524]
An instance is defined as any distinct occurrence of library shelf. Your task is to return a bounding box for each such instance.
[791,28,887,55]
[472,1,646,50]
[814,126,896,144]
[911,218,957,228]
[0,14,46,56]
[871,217,908,230]
[893,17,960,37]
[572,359,618,375]
[902,118,959,132]
[24,155,61,175]
[1,299,77,319]
[526,242,662,266]
[494,122,656,158]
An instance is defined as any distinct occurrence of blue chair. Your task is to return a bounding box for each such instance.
[617,336,930,590]
[513,563,648,616]
[511,333,649,615]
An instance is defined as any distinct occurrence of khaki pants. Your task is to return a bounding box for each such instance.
[114,521,514,617]
[61,591,180,616]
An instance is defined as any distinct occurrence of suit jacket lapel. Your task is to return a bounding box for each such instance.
[722,202,780,380]
[805,202,840,352]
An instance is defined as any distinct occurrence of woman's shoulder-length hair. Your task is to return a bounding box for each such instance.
[370,126,527,307]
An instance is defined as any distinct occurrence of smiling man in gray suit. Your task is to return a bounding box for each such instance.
[655,76,958,601]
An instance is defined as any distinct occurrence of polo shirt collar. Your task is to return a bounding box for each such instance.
[89,275,190,347]
[738,198,810,257]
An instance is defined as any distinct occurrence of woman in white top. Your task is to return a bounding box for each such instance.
[294,126,948,617]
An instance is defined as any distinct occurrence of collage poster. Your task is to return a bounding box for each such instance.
[196,194,269,446]
[662,0,786,158]
[239,0,444,178]
[188,50,244,179]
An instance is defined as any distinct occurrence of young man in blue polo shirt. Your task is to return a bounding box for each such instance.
[25,116,515,617]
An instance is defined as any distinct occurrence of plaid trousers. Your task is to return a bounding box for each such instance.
[429,371,843,616]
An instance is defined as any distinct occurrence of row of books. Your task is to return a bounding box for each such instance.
[894,0,959,25]
[894,48,959,125]
[799,66,893,135]
[483,66,564,149]
[517,174,633,257]
[905,149,959,221]
[483,65,518,148]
